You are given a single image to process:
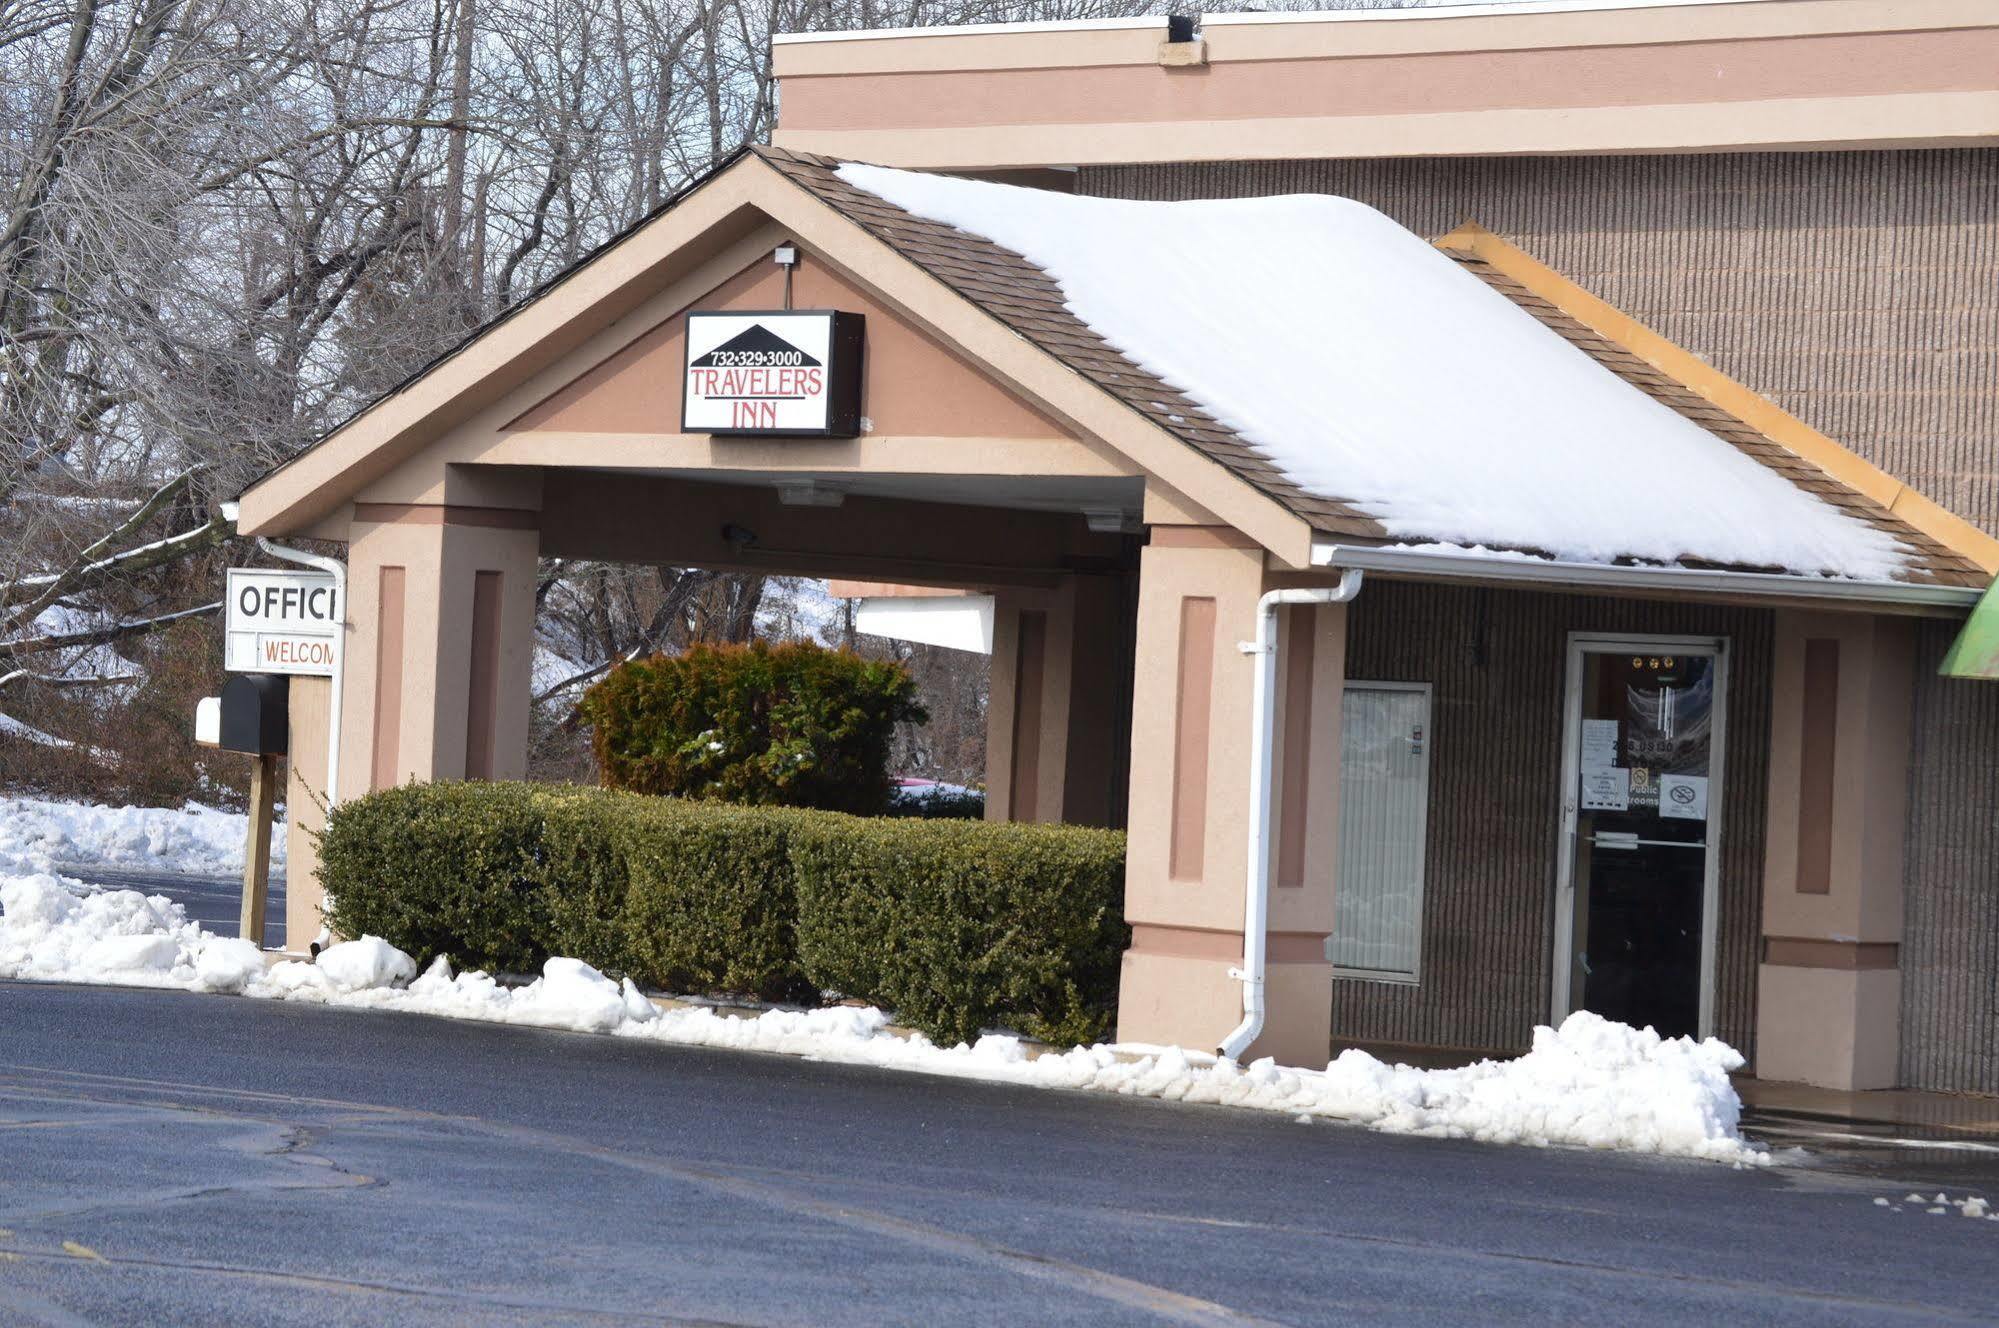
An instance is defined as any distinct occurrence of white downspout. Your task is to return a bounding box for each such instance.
[251,535,347,813]
[1217,569,1363,1063]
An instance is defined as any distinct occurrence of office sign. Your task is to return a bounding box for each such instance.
[225,568,341,675]
[682,310,864,437]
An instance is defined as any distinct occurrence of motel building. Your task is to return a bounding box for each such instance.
[236,0,1999,1094]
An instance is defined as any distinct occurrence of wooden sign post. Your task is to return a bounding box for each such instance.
[240,750,279,948]
[207,672,291,951]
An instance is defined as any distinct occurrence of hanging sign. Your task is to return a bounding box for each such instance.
[682,310,864,437]
[225,568,341,676]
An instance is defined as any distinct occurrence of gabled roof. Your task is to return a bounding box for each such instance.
[240,144,1990,594]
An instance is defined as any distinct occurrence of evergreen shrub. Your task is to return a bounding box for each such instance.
[577,642,925,815]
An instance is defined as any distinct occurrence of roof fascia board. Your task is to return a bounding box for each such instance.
[1199,0,1993,54]
[1437,221,1999,578]
[747,169,1315,567]
[771,91,1999,171]
[1313,541,1981,615]
[773,15,1166,45]
[237,163,773,536]
[772,0,1990,58]
[771,1,1991,70]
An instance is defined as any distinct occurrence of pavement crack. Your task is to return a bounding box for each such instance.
[0,1243,758,1325]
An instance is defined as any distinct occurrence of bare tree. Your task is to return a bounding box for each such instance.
[2,0,1408,792]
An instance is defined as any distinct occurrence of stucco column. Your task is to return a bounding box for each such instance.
[285,501,539,945]
[985,572,1134,828]
[1116,528,1346,1065]
[1265,596,1348,1062]
[986,584,1075,825]
[1756,611,1913,1090]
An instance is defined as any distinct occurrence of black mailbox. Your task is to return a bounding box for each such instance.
[219,674,290,756]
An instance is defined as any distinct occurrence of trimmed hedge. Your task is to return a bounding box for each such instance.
[318,781,569,976]
[608,798,814,1004]
[319,782,1127,1046]
[578,641,925,815]
[791,817,1127,1046]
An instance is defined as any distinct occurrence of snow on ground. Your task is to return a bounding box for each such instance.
[0,871,1769,1166]
[0,795,284,878]
[837,163,1908,581]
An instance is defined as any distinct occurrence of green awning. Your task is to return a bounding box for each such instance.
[1940,579,1999,679]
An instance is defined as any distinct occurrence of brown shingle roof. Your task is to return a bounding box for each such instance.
[761,146,1984,588]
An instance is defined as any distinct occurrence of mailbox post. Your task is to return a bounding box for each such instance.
[215,673,289,948]
[212,562,339,953]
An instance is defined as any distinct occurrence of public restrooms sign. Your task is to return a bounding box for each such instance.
[682,310,864,437]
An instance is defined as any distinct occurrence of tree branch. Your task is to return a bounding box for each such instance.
[2,599,220,658]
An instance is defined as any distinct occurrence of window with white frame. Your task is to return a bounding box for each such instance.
[1330,682,1432,983]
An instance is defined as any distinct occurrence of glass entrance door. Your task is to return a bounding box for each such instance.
[1554,638,1726,1039]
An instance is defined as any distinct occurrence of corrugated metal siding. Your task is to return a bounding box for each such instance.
[1333,581,1772,1062]
[1081,152,1999,533]
[1900,622,1999,1094]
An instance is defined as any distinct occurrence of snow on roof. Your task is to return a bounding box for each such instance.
[837,163,1910,582]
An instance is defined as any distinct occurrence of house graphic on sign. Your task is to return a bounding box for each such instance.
[690,324,823,371]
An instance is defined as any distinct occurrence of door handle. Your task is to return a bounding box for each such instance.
[1587,834,1707,850]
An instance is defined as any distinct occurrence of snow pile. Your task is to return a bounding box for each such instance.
[837,163,1907,581]
[1307,1014,1749,1158]
[0,794,285,878]
[297,937,419,993]
[0,875,264,992]
[0,873,1764,1165]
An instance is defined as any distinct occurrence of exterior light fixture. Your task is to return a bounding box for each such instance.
[777,481,845,508]
[774,242,800,308]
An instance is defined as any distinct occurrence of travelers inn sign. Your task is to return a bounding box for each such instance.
[682,310,864,437]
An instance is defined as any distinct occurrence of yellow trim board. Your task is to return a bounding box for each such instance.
[1435,221,1999,577]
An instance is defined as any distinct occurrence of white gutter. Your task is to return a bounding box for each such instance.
[1218,569,1364,1063]
[1310,542,1984,613]
[252,536,347,811]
